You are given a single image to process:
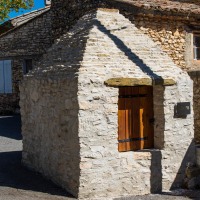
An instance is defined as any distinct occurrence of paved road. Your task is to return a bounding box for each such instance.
[115,190,200,200]
[0,115,73,200]
[0,115,200,200]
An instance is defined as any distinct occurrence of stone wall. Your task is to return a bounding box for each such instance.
[50,0,200,71]
[0,9,52,114]
[122,14,200,71]
[188,71,200,144]
[0,10,52,57]
[133,16,187,70]
[0,56,43,114]
[51,0,100,39]
[20,77,80,197]
[122,14,200,146]
[77,10,194,198]
[20,12,92,196]
[20,9,195,199]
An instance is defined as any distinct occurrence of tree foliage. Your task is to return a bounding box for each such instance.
[0,0,34,22]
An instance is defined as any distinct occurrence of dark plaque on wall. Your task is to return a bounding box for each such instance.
[174,102,191,118]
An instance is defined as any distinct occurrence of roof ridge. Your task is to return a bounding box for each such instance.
[0,6,51,37]
[8,6,50,21]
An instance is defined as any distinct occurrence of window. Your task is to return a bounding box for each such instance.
[194,35,200,60]
[23,59,33,74]
[118,86,154,152]
[0,60,12,94]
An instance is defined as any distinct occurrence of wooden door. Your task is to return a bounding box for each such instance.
[118,86,154,152]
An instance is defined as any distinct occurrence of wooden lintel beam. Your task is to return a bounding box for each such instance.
[104,78,176,87]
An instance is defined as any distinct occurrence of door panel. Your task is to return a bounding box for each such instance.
[118,86,154,152]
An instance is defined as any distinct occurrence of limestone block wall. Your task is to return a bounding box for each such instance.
[77,9,194,199]
[0,10,52,57]
[50,0,200,147]
[50,0,200,72]
[20,77,80,197]
[78,80,194,199]
[20,9,195,199]
[20,12,93,197]
[0,10,53,114]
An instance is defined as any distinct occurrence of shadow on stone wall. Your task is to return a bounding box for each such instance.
[150,85,165,193]
[188,72,200,144]
[123,12,187,71]
[154,86,165,150]
[150,150,162,193]
[94,19,163,82]
[170,140,195,189]
[169,0,200,5]
[0,94,19,115]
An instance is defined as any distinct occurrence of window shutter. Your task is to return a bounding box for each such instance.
[0,61,4,93]
[118,87,137,152]
[118,94,130,152]
[3,60,12,93]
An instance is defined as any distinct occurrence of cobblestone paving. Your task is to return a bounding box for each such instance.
[0,115,200,200]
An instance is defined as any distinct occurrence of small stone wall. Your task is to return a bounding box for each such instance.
[77,10,194,198]
[20,9,195,199]
[20,77,80,197]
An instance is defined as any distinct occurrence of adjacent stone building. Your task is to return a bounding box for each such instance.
[0,6,52,114]
[19,0,200,199]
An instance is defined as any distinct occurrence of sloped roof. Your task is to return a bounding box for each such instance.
[30,8,187,87]
[0,6,50,36]
[106,0,200,18]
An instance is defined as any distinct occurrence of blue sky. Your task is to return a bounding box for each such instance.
[9,0,45,19]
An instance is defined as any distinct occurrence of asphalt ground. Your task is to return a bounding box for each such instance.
[0,115,73,200]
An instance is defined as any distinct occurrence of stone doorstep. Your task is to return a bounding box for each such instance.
[104,78,176,87]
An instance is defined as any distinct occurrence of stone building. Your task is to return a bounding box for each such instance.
[19,0,200,199]
[0,6,52,114]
